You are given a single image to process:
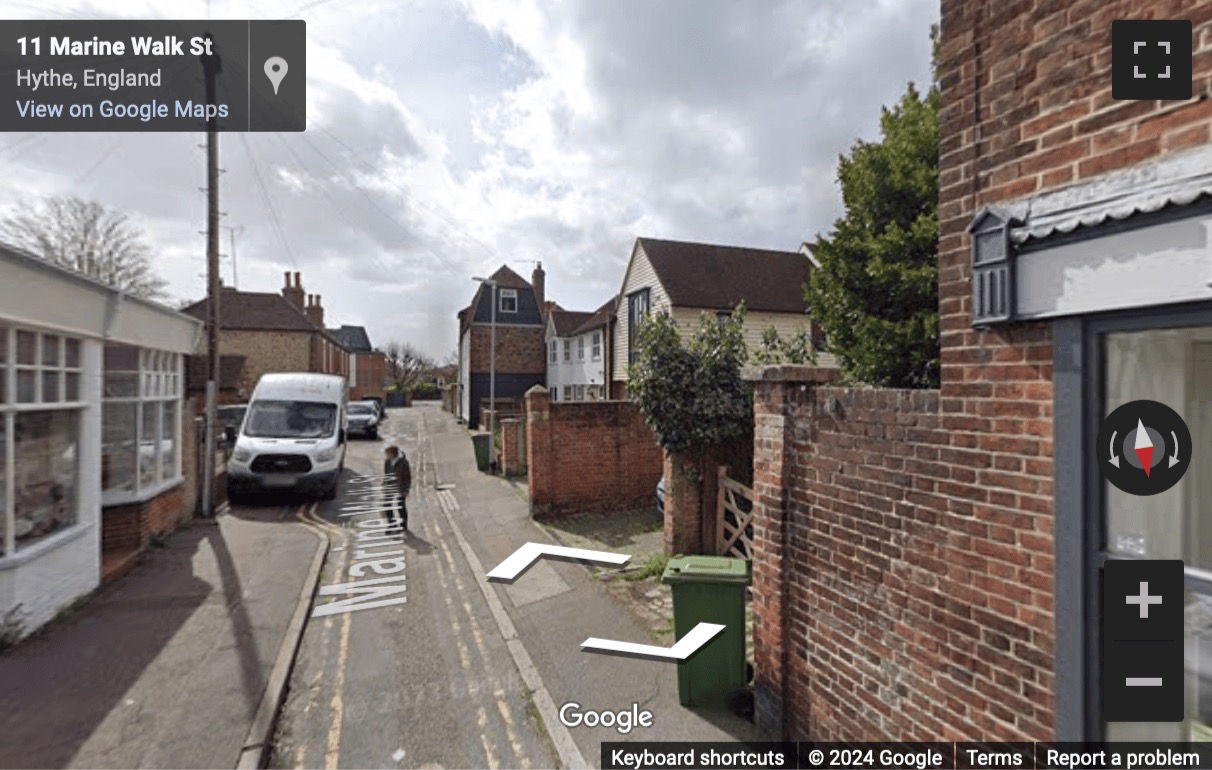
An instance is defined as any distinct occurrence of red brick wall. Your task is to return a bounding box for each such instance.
[748,368,1054,742]
[525,388,663,518]
[468,324,546,375]
[500,418,525,476]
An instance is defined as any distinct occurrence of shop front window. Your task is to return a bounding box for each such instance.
[12,410,78,552]
[0,327,85,556]
[1102,326,1212,741]
[102,344,182,504]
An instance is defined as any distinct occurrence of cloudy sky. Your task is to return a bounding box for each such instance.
[2,0,938,360]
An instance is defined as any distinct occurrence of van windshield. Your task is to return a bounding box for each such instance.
[243,400,337,439]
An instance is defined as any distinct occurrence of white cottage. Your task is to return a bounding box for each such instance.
[0,244,201,639]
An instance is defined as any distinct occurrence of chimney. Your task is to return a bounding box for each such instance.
[284,271,305,309]
[532,261,545,317]
[305,294,325,328]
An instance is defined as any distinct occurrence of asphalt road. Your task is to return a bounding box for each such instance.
[268,407,556,770]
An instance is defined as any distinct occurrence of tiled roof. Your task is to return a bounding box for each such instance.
[570,296,615,335]
[328,325,373,352]
[181,288,319,333]
[638,237,811,314]
[550,309,595,337]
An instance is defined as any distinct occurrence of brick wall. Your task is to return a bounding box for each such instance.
[467,324,546,375]
[219,329,311,396]
[500,418,525,476]
[747,367,1053,742]
[525,387,664,518]
[742,2,1212,742]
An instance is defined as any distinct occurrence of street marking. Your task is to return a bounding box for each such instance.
[582,622,726,661]
[486,542,631,583]
[430,509,501,767]
[425,430,588,770]
[324,519,353,770]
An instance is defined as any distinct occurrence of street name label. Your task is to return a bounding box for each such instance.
[0,20,306,131]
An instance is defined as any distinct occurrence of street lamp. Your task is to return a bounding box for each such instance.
[472,276,497,473]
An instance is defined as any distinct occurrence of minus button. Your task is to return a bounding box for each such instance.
[1126,677,1164,686]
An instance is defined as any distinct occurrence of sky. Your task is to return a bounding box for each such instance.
[0,0,939,361]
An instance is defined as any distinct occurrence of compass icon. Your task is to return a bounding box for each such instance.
[1097,400,1192,496]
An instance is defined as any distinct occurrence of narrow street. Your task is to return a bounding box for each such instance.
[268,405,557,770]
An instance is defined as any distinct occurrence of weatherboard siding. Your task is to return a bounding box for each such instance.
[612,241,671,383]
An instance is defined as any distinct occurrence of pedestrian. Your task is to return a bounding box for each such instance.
[383,444,412,530]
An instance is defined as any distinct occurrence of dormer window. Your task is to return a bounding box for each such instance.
[499,289,518,313]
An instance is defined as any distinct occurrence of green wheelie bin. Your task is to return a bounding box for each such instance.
[661,555,751,707]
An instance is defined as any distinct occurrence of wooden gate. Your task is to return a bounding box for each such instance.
[716,465,754,559]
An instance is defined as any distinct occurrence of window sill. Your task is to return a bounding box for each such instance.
[101,476,184,508]
[0,521,93,570]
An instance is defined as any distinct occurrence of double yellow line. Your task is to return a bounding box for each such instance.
[297,502,344,538]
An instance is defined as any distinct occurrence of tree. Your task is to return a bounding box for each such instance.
[0,196,168,300]
[384,342,434,393]
[752,324,817,366]
[629,306,751,455]
[803,41,940,388]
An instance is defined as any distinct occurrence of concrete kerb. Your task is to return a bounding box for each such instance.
[235,521,329,770]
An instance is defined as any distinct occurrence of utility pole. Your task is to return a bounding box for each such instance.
[201,34,221,518]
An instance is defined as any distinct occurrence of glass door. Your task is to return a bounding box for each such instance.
[1102,328,1212,741]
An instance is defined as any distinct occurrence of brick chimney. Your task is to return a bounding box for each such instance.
[532,261,545,317]
[283,271,305,309]
[305,294,325,328]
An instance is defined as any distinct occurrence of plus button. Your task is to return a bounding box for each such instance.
[1126,581,1164,619]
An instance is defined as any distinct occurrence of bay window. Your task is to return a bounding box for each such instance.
[0,326,83,556]
[102,344,182,504]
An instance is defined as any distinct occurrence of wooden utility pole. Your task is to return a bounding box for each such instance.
[201,35,221,517]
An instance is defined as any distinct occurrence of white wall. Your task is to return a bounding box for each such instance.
[547,327,607,398]
[613,242,671,384]
[0,338,102,639]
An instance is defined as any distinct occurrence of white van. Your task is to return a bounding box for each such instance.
[227,373,348,501]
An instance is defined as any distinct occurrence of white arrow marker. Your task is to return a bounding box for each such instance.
[1109,430,1120,468]
[1170,430,1182,468]
[486,542,630,582]
[582,622,725,661]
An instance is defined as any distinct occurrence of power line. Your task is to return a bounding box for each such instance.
[290,130,465,276]
[272,132,401,283]
[312,120,501,259]
[239,132,298,269]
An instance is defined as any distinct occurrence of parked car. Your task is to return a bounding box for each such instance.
[346,401,381,439]
[362,395,385,418]
[227,373,348,501]
[656,476,666,515]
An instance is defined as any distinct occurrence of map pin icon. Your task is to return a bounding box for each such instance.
[264,56,288,95]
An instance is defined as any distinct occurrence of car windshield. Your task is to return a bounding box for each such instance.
[243,400,337,438]
[348,404,373,415]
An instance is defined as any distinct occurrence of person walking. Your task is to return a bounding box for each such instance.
[383,444,412,530]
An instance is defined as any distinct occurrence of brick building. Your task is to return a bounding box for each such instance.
[457,264,548,428]
[328,325,387,402]
[181,272,351,406]
[743,0,1212,745]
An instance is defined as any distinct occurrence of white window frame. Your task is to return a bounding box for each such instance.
[549,339,557,364]
[499,289,518,314]
[592,332,601,361]
[563,340,571,362]
[101,344,183,506]
[578,337,585,361]
[563,385,573,401]
[0,326,86,557]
